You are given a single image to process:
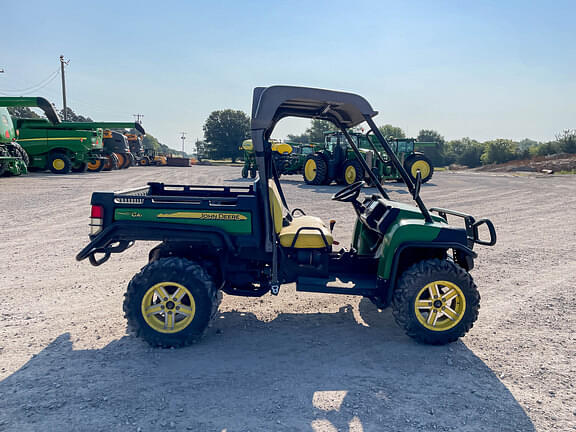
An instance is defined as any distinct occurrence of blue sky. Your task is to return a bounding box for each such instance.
[3,0,575,152]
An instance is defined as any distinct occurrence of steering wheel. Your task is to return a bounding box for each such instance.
[332,181,365,202]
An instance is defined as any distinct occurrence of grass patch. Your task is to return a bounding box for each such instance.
[555,170,576,175]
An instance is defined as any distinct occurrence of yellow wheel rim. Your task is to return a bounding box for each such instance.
[87,160,101,170]
[141,158,148,165]
[414,281,466,331]
[411,160,430,179]
[345,165,356,184]
[52,159,65,171]
[141,282,196,334]
[304,159,317,181]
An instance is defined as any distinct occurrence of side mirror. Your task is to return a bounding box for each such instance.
[413,170,422,200]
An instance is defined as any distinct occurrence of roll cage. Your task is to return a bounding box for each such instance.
[250,85,432,253]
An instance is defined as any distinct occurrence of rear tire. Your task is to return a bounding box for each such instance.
[103,154,118,171]
[123,257,221,348]
[250,167,257,178]
[48,153,71,174]
[404,154,433,183]
[303,154,328,185]
[241,166,248,178]
[71,162,88,173]
[392,258,479,345]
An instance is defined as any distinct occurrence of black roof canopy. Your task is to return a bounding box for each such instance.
[251,86,378,138]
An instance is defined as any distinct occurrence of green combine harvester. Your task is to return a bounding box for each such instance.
[303,131,435,186]
[15,120,144,174]
[0,97,62,176]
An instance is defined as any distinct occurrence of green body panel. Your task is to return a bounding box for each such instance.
[114,208,253,234]
[351,201,447,278]
[0,107,16,143]
[376,219,444,278]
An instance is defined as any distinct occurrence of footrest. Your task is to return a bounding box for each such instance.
[296,275,379,296]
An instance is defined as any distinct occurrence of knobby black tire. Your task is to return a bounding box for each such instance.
[404,154,434,184]
[9,142,30,166]
[392,258,480,345]
[123,257,221,348]
[303,154,328,185]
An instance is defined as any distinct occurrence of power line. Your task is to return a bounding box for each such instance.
[133,113,144,123]
[0,67,60,94]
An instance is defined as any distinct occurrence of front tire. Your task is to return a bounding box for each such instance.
[241,165,248,178]
[48,153,71,174]
[392,258,479,345]
[339,159,364,185]
[123,257,221,348]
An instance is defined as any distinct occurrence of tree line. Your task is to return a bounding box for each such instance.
[197,108,576,167]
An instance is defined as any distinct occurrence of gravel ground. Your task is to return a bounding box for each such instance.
[0,166,574,432]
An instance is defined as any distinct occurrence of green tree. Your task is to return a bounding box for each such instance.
[556,129,576,154]
[378,124,405,139]
[203,109,250,162]
[444,138,484,167]
[286,133,309,144]
[7,106,42,119]
[481,139,517,165]
[142,134,160,151]
[306,119,333,143]
[59,107,93,122]
[417,129,446,165]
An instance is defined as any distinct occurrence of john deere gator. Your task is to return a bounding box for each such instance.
[0,97,61,176]
[77,85,496,348]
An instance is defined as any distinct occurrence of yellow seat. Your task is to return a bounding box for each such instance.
[268,180,333,249]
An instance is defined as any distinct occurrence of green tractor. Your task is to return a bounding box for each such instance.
[304,131,434,186]
[0,97,61,176]
[275,142,323,176]
[77,85,496,348]
[241,139,293,178]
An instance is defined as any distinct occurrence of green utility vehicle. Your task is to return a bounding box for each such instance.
[241,139,293,178]
[0,97,61,176]
[304,131,434,186]
[77,86,496,348]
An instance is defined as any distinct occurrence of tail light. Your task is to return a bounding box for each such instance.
[90,205,104,235]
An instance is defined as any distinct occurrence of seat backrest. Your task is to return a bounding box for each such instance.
[268,180,284,233]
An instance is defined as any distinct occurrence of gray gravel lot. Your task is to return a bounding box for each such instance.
[0,166,575,432]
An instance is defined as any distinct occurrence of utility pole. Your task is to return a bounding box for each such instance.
[60,55,69,120]
[133,113,144,124]
[180,132,187,153]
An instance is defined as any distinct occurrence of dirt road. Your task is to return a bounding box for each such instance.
[0,167,574,432]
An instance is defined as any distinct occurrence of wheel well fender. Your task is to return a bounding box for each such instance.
[386,243,476,305]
